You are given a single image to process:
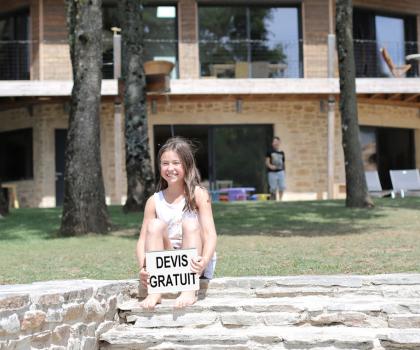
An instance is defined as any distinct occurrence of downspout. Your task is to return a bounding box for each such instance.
[327,0,336,199]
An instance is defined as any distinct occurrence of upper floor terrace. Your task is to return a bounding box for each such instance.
[0,0,420,103]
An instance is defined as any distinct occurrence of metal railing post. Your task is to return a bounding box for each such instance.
[327,33,336,199]
[112,27,122,79]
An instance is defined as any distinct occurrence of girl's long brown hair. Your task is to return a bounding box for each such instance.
[156,137,201,212]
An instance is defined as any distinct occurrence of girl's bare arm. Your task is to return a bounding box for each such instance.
[195,186,217,268]
[136,196,156,270]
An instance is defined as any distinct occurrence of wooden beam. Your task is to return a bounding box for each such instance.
[358,97,420,109]
[387,93,402,101]
[370,93,383,99]
[404,94,420,102]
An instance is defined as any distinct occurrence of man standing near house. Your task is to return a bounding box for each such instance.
[266,136,286,201]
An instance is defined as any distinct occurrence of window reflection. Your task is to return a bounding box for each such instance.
[359,127,377,171]
[375,16,405,77]
[102,4,178,79]
[154,124,273,192]
[199,6,302,79]
[353,8,418,77]
[0,9,29,80]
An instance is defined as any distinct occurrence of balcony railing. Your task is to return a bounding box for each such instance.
[103,37,178,79]
[199,39,303,79]
[199,38,420,79]
[0,37,419,80]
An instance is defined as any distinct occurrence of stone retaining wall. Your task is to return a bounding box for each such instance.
[0,280,138,350]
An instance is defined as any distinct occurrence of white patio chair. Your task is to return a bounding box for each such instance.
[365,171,392,197]
[389,169,420,198]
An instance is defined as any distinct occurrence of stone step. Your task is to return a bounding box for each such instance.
[99,325,420,349]
[136,275,420,300]
[118,296,420,329]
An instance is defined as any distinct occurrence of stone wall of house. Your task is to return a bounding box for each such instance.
[149,97,420,199]
[0,102,121,208]
[42,44,72,80]
[1,98,419,207]
[149,97,344,200]
[302,0,330,78]
[178,0,199,79]
[0,280,138,350]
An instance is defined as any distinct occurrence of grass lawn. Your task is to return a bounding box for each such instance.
[1,198,419,284]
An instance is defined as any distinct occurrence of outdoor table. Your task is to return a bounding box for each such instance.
[218,187,256,201]
[1,183,19,208]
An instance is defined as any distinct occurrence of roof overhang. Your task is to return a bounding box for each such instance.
[0,80,119,97]
[0,79,419,106]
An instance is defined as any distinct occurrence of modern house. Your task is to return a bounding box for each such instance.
[1,0,419,208]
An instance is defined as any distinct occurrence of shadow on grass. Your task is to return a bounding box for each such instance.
[0,208,61,240]
[0,198,419,241]
[213,197,420,237]
[0,206,141,241]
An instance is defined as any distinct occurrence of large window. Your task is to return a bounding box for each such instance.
[0,8,30,80]
[353,8,417,77]
[154,124,273,192]
[0,128,33,182]
[103,4,178,79]
[360,126,414,189]
[199,5,302,78]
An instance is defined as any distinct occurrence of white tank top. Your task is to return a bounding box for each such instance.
[154,191,197,247]
[153,190,216,279]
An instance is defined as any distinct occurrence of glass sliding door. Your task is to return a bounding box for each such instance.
[360,126,415,189]
[359,126,377,171]
[376,127,415,189]
[154,125,210,182]
[212,125,272,192]
[154,124,273,193]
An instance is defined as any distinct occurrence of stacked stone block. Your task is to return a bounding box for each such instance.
[0,280,138,349]
[100,274,420,350]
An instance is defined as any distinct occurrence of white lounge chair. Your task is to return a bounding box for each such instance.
[365,171,392,197]
[389,169,420,198]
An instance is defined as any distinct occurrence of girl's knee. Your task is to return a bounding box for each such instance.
[182,217,200,235]
[147,218,167,236]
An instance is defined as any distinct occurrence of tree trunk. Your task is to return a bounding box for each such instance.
[60,0,111,235]
[336,0,373,208]
[121,0,155,213]
[0,180,9,218]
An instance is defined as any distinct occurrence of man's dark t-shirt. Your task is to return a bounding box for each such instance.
[266,149,285,171]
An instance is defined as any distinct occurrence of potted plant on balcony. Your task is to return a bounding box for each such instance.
[144,60,175,92]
